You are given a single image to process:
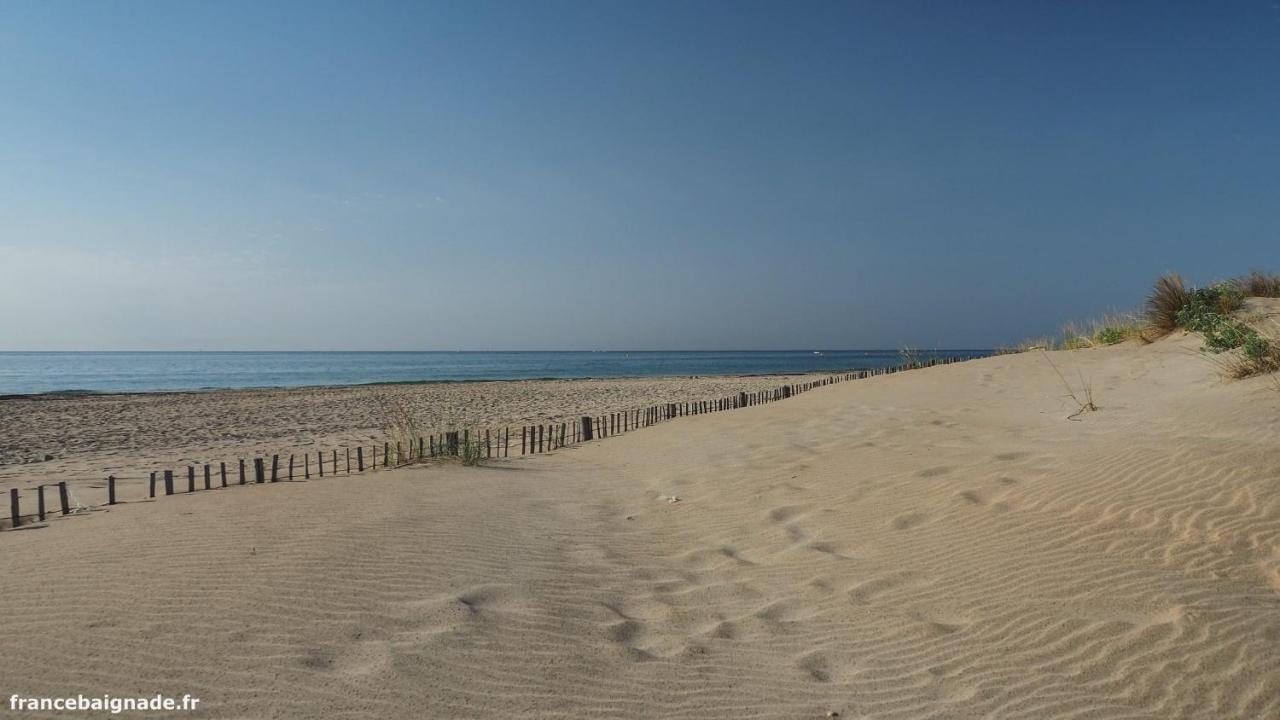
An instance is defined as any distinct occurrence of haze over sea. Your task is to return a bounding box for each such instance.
[0,350,988,395]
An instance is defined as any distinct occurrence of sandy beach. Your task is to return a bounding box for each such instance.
[0,372,841,502]
[7,3,1278,716]
[1,330,1276,718]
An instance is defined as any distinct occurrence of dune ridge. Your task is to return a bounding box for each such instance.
[0,332,1276,718]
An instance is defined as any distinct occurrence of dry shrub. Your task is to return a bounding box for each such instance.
[1213,344,1280,379]
[1146,272,1189,333]
[1233,270,1280,298]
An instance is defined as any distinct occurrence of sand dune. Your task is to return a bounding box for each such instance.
[0,334,1277,718]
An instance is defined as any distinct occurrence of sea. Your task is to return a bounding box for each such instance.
[0,350,991,396]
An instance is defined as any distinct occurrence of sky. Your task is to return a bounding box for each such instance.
[1,1,1277,351]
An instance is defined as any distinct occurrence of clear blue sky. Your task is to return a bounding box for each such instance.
[1,1,1277,350]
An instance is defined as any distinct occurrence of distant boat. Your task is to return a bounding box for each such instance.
[813,351,823,355]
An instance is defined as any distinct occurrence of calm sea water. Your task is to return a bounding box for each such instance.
[0,351,990,395]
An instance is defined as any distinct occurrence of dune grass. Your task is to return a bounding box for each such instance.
[1005,270,1279,379]
[1039,351,1096,420]
[1146,273,1190,334]
[1000,311,1148,353]
[1232,270,1280,298]
[1144,273,1277,378]
[376,393,486,466]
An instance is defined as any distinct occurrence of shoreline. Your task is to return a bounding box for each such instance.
[0,366,885,402]
[0,369,875,498]
[0,348,993,397]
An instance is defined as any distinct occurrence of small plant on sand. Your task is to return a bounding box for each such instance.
[376,393,424,463]
[1149,275,1244,337]
[1094,326,1128,346]
[1216,332,1280,379]
[459,436,485,466]
[373,395,487,466]
[899,346,924,368]
[1040,351,1096,420]
[429,432,486,466]
[1005,311,1147,354]
[1146,272,1191,334]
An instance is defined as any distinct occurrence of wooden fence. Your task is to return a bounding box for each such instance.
[2,356,978,531]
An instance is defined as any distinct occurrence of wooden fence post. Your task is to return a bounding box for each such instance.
[187,466,196,493]
[486,429,492,458]
[9,488,18,529]
[108,475,117,505]
[305,453,311,478]
[318,451,324,477]
[271,455,279,482]
[204,464,211,490]
[581,416,594,441]
[37,485,45,521]
[149,472,157,499]
[239,459,246,485]
[504,428,509,457]
[165,470,175,495]
[220,462,228,487]
[289,455,295,481]
[357,447,364,472]
[254,458,264,484]
[58,481,70,515]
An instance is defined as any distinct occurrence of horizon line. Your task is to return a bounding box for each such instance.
[0,348,995,354]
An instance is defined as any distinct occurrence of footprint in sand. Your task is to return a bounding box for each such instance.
[847,571,927,604]
[806,577,835,594]
[807,541,851,560]
[916,466,952,478]
[718,546,755,565]
[753,598,814,624]
[768,505,806,523]
[891,512,928,530]
[797,651,833,682]
[604,618,644,644]
[707,620,737,640]
[455,584,514,613]
[298,641,393,677]
[681,546,754,567]
[911,611,970,636]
